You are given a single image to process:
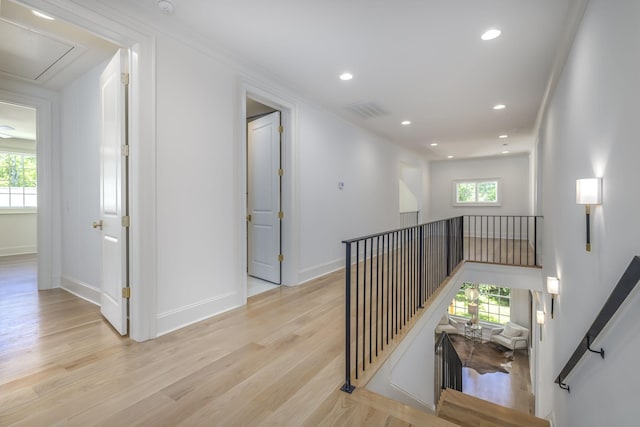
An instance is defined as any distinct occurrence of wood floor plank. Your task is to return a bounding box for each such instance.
[1,254,459,426]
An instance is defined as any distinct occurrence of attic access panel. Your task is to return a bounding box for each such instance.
[0,19,74,81]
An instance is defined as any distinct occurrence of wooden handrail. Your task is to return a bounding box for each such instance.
[555,256,640,391]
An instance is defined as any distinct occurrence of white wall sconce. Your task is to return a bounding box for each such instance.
[547,277,559,319]
[576,178,602,252]
[536,310,545,341]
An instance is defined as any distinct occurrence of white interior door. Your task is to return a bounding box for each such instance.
[247,111,281,284]
[99,49,129,335]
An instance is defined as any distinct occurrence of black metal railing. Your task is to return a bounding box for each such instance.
[555,256,640,392]
[463,215,543,267]
[341,217,463,393]
[434,332,463,404]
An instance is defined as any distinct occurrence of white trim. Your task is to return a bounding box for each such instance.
[298,258,343,285]
[15,0,159,341]
[156,291,241,336]
[0,209,37,214]
[0,245,37,257]
[61,276,101,305]
[239,80,300,301]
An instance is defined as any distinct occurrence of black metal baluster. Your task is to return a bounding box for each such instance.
[341,242,355,393]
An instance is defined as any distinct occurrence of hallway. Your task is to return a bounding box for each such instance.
[1,255,531,425]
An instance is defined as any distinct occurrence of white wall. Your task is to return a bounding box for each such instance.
[154,34,242,334]
[538,1,640,425]
[0,213,37,256]
[297,102,430,282]
[429,154,531,221]
[59,60,105,303]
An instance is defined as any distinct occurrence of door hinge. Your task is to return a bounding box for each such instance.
[278,125,284,134]
[122,287,131,299]
[278,168,284,176]
[121,216,131,227]
[278,254,284,263]
[246,214,252,222]
[278,211,284,220]
[121,145,130,157]
[121,72,130,85]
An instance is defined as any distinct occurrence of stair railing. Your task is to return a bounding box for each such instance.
[434,332,463,404]
[555,256,640,392]
[341,217,464,393]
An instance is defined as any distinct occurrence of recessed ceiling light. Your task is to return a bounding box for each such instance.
[447,155,454,159]
[481,28,501,41]
[401,120,411,126]
[501,150,510,154]
[0,133,12,139]
[430,143,438,147]
[339,72,353,81]
[493,104,506,110]
[32,10,55,20]
[499,134,508,139]
[157,0,175,14]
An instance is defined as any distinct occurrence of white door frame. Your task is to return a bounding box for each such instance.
[240,82,299,300]
[14,0,158,341]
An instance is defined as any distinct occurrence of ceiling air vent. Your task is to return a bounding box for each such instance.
[344,101,388,119]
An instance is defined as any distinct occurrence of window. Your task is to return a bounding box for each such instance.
[453,178,500,206]
[0,152,37,208]
[450,283,511,324]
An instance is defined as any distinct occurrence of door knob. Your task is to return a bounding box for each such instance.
[92,220,103,230]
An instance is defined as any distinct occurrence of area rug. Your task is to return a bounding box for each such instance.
[449,334,514,374]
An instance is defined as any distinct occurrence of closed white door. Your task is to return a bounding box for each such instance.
[98,49,129,335]
[247,111,281,284]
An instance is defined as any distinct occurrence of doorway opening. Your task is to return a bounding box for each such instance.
[246,98,281,297]
[0,101,37,262]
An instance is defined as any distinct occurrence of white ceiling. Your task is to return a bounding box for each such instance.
[2,0,584,160]
[0,101,34,140]
[125,0,581,160]
[0,0,119,142]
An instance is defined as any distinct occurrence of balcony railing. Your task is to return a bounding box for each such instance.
[341,217,463,393]
[341,214,542,394]
[463,215,543,267]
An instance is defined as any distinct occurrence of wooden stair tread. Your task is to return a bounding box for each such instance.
[350,388,459,426]
[436,389,549,427]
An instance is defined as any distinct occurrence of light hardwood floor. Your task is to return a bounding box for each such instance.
[1,255,457,426]
[461,349,534,414]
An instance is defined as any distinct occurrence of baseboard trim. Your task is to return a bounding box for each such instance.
[156,291,242,336]
[0,245,37,257]
[298,258,343,285]
[61,276,101,305]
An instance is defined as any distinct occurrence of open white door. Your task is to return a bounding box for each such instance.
[247,111,281,284]
[98,49,129,335]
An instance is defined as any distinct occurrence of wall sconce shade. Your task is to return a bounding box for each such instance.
[576,178,603,251]
[576,178,602,205]
[547,277,559,319]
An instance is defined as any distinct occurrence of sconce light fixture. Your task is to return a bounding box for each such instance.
[536,310,545,341]
[547,277,559,319]
[576,178,602,251]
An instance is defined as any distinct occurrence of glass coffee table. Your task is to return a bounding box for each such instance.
[464,324,482,343]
